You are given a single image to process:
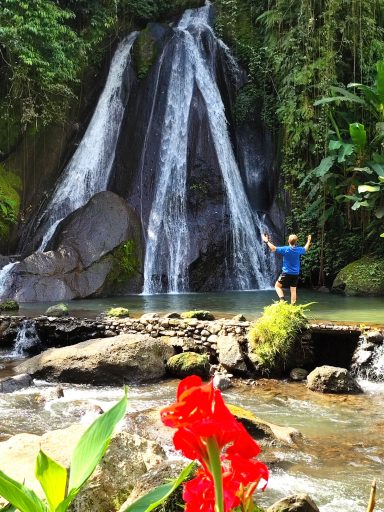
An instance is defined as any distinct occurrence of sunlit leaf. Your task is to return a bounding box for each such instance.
[349,123,367,148]
[358,185,380,193]
[337,143,354,163]
[0,471,46,512]
[328,139,342,150]
[35,451,67,511]
[121,462,195,512]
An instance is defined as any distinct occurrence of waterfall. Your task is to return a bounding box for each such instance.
[12,320,41,357]
[35,32,138,250]
[0,262,18,299]
[143,6,272,293]
[351,335,384,381]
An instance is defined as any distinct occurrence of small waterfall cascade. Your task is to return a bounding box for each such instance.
[12,320,41,357]
[351,333,384,381]
[35,32,138,251]
[143,6,272,294]
[0,262,19,299]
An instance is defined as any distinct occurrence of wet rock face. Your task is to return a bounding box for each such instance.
[306,365,363,394]
[267,493,320,512]
[8,192,143,301]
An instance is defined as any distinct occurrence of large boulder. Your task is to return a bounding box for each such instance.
[0,373,32,393]
[267,493,320,512]
[15,333,175,384]
[332,256,384,296]
[307,365,363,394]
[216,333,247,374]
[0,424,166,512]
[8,192,143,301]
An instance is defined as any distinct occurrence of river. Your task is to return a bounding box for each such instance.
[6,290,384,324]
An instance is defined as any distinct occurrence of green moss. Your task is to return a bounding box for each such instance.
[0,299,19,311]
[166,352,210,378]
[132,27,160,79]
[332,256,384,296]
[248,302,309,375]
[106,307,130,318]
[45,303,69,317]
[181,310,215,320]
[107,240,140,286]
[0,165,22,238]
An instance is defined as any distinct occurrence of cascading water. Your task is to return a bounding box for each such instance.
[12,320,41,357]
[143,6,272,293]
[34,32,138,251]
[0,262,18,300]
[352,335,384,381]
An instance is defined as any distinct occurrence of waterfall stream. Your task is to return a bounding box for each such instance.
[0,262,18,300]
[35,32,138,251]
[143,6,272,293]
[12,320,41,357]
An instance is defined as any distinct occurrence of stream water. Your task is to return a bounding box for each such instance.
[4,290,384,324]
[0,371,382,512]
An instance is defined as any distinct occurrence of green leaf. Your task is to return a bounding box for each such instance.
[369,162,384,177]
[337,143,354,163]
[380,233,384,238]
[328,139,342,150]
[35,451,67,511]
[375,206,384,219]
[376,61,384,104]
[0,470,46,512]
[121,462,195,512]
[313,156,335,177]
[0,503,17,511]
[349,123,367,147]
[67,392,128,496]
[357,185,380,193]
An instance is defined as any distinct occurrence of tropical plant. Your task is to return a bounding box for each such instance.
[0,391,128,512]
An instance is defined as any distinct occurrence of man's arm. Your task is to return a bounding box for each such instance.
[262,233,277,252]
[304,234,312,251]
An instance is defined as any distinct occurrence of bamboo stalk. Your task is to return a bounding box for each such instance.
[366,479,376,512]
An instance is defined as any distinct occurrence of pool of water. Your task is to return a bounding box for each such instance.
[8,290,384,324]
[0,376,382,512]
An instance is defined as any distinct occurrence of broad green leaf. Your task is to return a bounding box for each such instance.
[67,392,128,494]
[358,185,380,194]
[328,139,342,151]
[380,233,384,238]
[0,503,17,511]
[349,123,367,148]
[375,206,384,219]
[0,470,46,512]
[35,451,67,511]
[376,61,384,104]
[369,162,384,177]
[313,156,335,177]
[352,200,369,210]
[122,462,195,512]
[353,166,372,174]
[337,143,354,163]
[380,176,384,182]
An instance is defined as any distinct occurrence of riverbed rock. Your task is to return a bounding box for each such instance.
[307,366,363,394]
[227,404,303,446]
[213,372,233,390]
[0,373,33,393]
[290,368,308,381]
[267,493,320,512]
[0,423,166,512]
[45,303,69,317]
[216,333,247,374]
[0,299,19,311]
[332,256,384,296]
[366,330,384,344]
[8,192,143,301]
[166,352,210,378]
[15,333,175,384]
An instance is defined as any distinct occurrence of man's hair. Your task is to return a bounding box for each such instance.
[288,234,298,246]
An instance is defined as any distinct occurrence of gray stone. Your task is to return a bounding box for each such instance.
[163,312,180,319]
[213,373,233,391]
[232,314,246,321]
[45,303,69,317]
[15,334,175,385]
[307,366,363,394]
[366,330,384,344]
[0,373,33,393]
[216,333,247,373]
[267,493,320,512]
[290,368,308,381]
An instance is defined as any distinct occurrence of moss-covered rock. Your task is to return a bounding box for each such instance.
[248,302,309,376]
[181,310,215,321]
[332,256,384,296]
[107,240,140,287]
[0,299,19,311]
[132,25,164,80]
[106,307,130,318]
[0,166,22,238]
[166,352,210,378]
[45,303,69,317]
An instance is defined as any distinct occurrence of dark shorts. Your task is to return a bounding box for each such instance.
[277,273,299,288]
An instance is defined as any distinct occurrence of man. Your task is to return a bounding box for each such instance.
[262,233,312,304]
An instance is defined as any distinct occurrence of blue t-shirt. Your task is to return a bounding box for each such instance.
[275,246,306,275]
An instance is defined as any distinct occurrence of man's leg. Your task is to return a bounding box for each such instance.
[290,287,297,305]
[275,280,285,301]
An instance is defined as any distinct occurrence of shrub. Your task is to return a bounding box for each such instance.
[0,167,22,237]
[0,299,19,311]
[248,302,310,374]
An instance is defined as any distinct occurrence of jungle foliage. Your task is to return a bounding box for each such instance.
[216,0,384,285]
